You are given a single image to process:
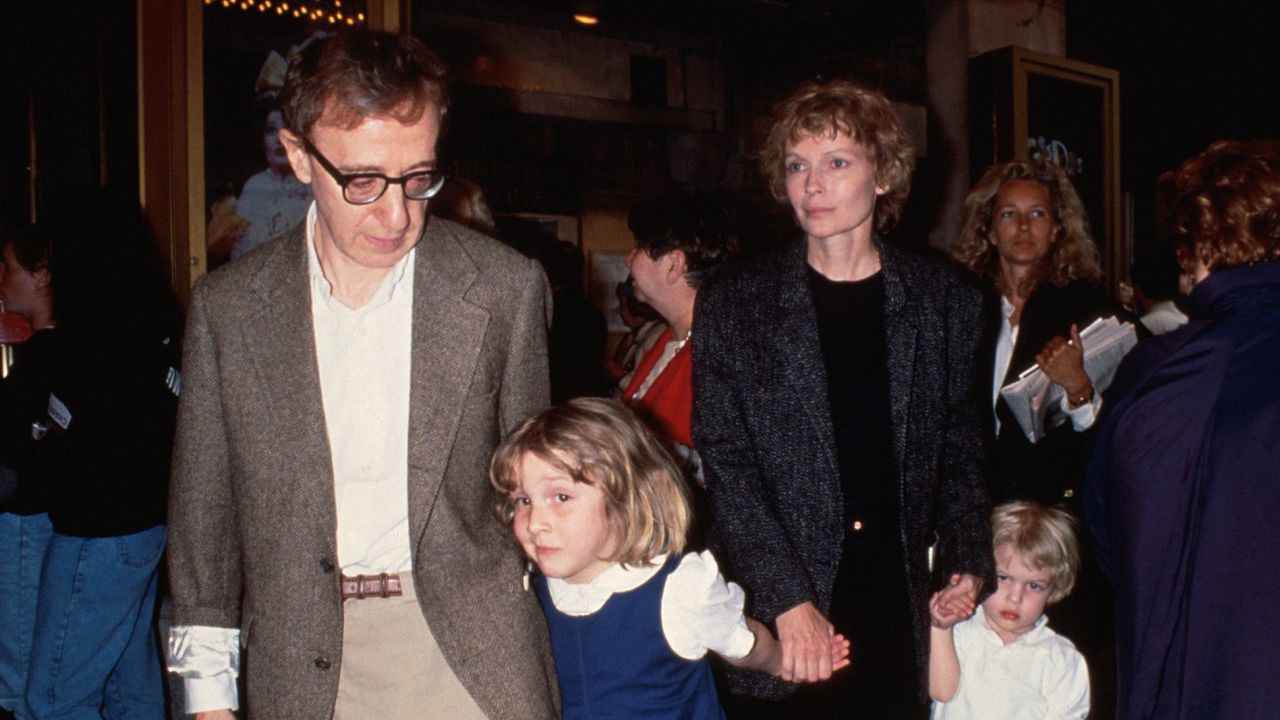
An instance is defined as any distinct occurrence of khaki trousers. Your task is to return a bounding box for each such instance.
[333,573,487,720]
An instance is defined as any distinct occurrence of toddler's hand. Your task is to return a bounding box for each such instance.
[930,574,977,629]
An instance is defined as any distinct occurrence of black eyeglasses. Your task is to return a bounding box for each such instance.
[301,136,448,205]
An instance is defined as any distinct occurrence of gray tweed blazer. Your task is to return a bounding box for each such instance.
[692,238,994,697]
[167,218,559,719]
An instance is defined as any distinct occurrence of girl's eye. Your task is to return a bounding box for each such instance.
[512,496,530,507]
[554,493,572,503]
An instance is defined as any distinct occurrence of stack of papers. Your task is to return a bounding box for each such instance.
[998,316,1138,443]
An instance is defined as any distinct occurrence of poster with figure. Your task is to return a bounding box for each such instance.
[202,2,370,271]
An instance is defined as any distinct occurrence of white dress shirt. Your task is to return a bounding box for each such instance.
[545,551,756,662]
[931,607,1090,720]
[1139,299,1188,335]
[992,295,1100,435]
[167,204,417,712]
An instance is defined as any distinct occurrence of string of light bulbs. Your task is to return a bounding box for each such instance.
[204,0,367,25]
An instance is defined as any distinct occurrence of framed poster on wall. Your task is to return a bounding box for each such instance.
[969,46,1123,289]
[136,0,405,298]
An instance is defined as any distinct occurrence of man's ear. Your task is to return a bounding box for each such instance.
[279,128,314,185]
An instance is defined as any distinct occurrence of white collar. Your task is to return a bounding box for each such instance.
[546,553,669,616]
[1000,294,1017,320]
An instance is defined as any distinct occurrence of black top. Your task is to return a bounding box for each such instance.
[0,327,61,515]
[40,327,180,536]
[807,267,896,540]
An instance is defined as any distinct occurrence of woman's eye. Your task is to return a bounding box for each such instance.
[831,158,849,169]
[1030,209,1047,219]
[786,161,806,173]
[998,210,1015,219]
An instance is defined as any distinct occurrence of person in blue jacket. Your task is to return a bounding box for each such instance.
[1085,139,1280,719]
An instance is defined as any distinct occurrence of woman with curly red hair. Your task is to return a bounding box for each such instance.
[1085,139,1280,719]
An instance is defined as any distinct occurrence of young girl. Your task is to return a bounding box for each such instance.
[490,398,850,718]
[928,501,1090,719]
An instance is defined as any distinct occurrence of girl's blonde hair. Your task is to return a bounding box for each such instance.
[990,501,1081,604]
[489,398,690,567]
[952,161,1102,297]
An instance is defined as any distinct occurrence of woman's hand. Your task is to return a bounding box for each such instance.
[1036,324,1093,401]
[930,574,979,629]
[774,601,837,682]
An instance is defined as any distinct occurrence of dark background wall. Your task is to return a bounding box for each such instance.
[1066,0,1280,254]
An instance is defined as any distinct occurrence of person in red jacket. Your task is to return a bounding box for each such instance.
[622,193,738,461]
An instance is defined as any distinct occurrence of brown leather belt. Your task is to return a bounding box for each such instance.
[340,572,403,600]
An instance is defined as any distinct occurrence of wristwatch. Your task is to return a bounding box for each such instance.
[1067,386,1094,409]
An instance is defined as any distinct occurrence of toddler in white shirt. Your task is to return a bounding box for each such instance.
[929,501,1089,719]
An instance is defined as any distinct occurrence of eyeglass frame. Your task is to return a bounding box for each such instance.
[299,135,448,205]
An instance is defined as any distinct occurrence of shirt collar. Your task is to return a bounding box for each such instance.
[1000,294,1016,320]
[546,553,668,616]
[305,202,415,313]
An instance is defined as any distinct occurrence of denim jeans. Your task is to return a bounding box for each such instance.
[0,513,53,715]
[24,526,167,720]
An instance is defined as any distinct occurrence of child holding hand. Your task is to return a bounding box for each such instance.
[929,501,1089,719]
[490,398,850,719]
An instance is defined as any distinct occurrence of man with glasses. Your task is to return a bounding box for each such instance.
[166,31,558,720]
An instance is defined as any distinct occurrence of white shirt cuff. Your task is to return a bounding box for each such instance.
[167,624,241,713]
[1059,390,1103,431]
[182,674,241,714]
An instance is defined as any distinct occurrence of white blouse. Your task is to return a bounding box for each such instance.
[545,550,756,661]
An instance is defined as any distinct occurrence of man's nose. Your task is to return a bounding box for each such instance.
[373,185,413,232]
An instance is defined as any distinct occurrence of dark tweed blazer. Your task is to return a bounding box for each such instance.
[167,218,559,719]
[692,238,994,697]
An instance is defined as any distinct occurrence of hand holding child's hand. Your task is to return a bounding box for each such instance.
[930,573,980,629]
[775,601,836,682]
